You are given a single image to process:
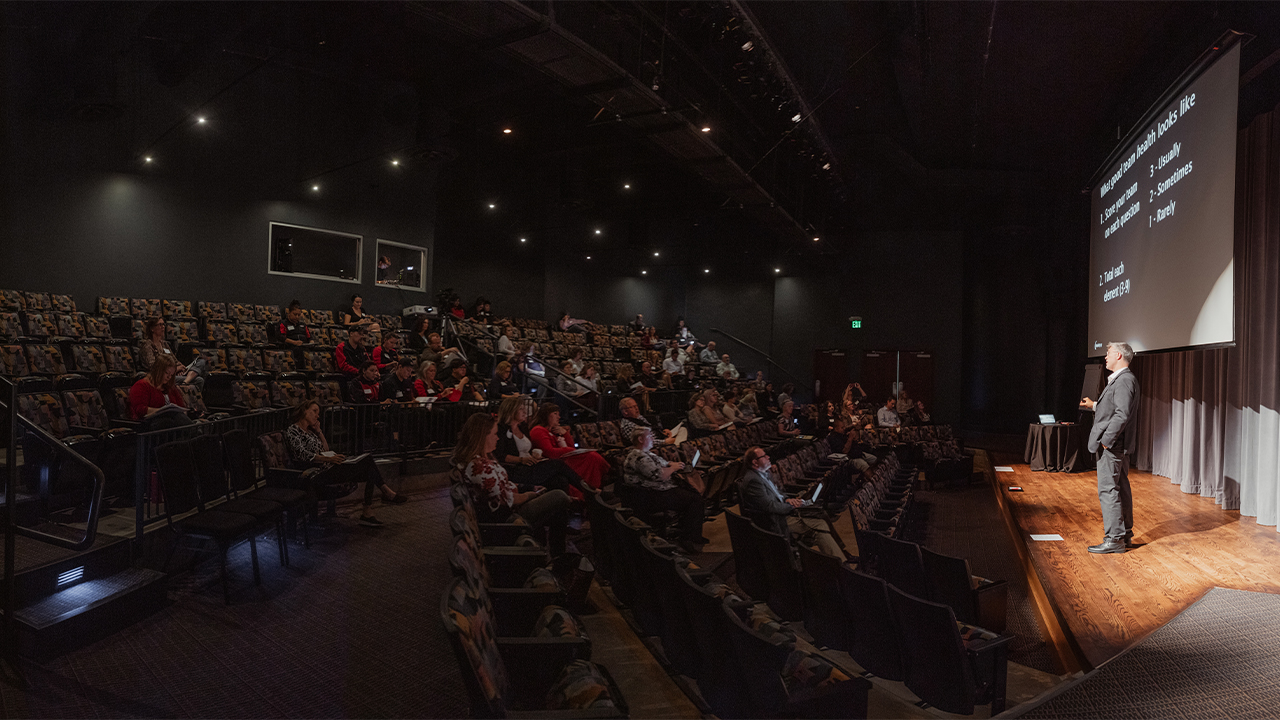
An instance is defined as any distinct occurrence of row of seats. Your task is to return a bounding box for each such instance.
[0,311,369,348]
[0,340,362,379]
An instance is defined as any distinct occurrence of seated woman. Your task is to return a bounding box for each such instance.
[529,402,609,499]
[687,393,716,433]
[496,325,517,359]
[405,316,431,353]
[620,427,706,554]
[567,348,587,376]
[129,354,189,424]
[494,396,590,497]
[776,400,802,437]
[286,400,405,528]
[341,294,374,328]
[555,361,588,400]
[615,364,651,413]
[489,361,522,400]
[414,360,444,398]
[558,312,588,333]
[454,413,570,555]
[139,317,203,388]
[575,364,600,405]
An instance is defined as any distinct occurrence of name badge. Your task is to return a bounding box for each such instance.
[395,391,404,398]
[286,325,295,331]
[163,348,171,354]
[363,388,372,395]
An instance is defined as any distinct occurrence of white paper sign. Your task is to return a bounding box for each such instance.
[994,466,1015,472]
[1030,534,1064,541]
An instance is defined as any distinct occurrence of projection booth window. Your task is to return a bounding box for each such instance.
[375,239,427,292]
[268,222,362,284]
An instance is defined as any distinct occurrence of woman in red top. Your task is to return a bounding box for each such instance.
[528,402,608,499]
[129,353,186,420]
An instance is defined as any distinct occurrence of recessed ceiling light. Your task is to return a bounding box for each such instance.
[520,237,526,243]
[196,116,206,124]
[594,229,602,235]
[586,255,592,260]
[791,113,802,123]
[311,185,320,192]
[641,270,647,275]
[813,236,820,242]
[391,159,400,166]
[143,156,153,163]
[774,268,781,273]
[701,126,711,133]
[822,163,831,170]
[503,128,512,134]
[488,203,496,209]
[623,183,631,189]
[704,268,710,273]
[653,251,660,257]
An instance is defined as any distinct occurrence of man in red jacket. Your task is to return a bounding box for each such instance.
[335,326,369,378]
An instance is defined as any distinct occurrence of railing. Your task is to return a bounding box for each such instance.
[709,327,813,393]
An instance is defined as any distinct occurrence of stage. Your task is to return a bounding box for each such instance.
[987,453,1280,672]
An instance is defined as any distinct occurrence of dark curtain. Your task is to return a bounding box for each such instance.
[1133,103,1280,530]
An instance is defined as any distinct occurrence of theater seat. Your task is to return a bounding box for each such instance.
[23,344,67,376]
[130,298,161,320]
[0,290,26,312]
[270,373,308,408]
[0,344,30,377]
[228,303,255,323]
[163,299,193,319]
[262,349,296,374]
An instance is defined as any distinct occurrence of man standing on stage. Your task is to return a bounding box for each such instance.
[1079,341,1139,554]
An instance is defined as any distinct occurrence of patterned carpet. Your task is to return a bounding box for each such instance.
[1018,587,1280,719]
[0,488,470,719]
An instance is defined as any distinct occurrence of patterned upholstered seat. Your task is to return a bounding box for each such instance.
[84,315,113,339]
[178,384,208,414]
[130,298,161,319]
[22,313,54,338]
[50,295,75,313]
[226,347,263,373]
[575,423,603,448]
[0,345,30,376]
[102,345,135,373]
[97,297,129,316]
[262,349,297,374]
[237,323,268,345]
[61,388,113,432]
[329,328,348,345]
[309,376,344,406]
[24,345,66,375]
[309,328,331,346]
[302,351,335,374]
[255,305,281,323]
[204,320,235,344]
[166,319,199,343]
[54,313,85,339]
[271,374,309,408]
[22,292,51,313]
[228,303,255,323]
[0,312,21,340]
[597,421,623,447]
[0,290,24,312]
[17,389,71,438]
[69,345,107,375]
[197,302,226,320]
[237,375,272,410]
[163,300,193,318]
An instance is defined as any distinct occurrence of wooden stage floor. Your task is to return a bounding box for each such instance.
[990,454,1280,671]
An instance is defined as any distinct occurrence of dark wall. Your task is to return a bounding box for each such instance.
[0,169,434,318]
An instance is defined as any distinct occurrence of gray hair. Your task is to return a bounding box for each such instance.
[1108,342,1135,363]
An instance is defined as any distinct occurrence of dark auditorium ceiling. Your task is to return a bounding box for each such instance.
[8,1,1280,254]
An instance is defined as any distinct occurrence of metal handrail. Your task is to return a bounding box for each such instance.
[448,320,600,417]
[709,327,813,393]
[10,416,105,552]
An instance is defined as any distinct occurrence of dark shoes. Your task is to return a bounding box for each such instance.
[359,515,385,527]
[1088,539,1127,554]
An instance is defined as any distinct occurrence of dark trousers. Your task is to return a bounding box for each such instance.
[1096,448,1133,541]
[514,489,570,555]
[627,486,705,543]
[313,455,383,506]
[507,460,589,497]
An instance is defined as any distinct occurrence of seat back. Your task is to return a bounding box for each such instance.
[102,345,135,373]
[638,537,701,676]
[597,420,623,447]
[68,344,107,375]
[163,300,192,319]
[585,492,621,581]
[0,312,21,341]
[237,373,272,410]
[24,344,66,375]
[17,379,70,438]
[54,312,85,339]
[178,384,208,414]
[60,388,111,433]
[257,432,291,471]
[887,584,977,715]
[921,546,979,622]
[852,527,885,576]
[222,429,257,493]
[155,440,201,516]
[836,566,905,681]
[262,349,296,374]
[723,508,770,602]
[309,375,344,406]
[190,435,231,506]
[440,575,511,719]
[205,320,236,345]
[228,303,255,323]
[0,290,25,313]
[197,302,226,320]
[448,527,495,589]
[797,544,852,651]
[255,305,281,324]
[878,535,930,600]
[0,344,30,377]
[611,511,662,632]
[750,518,805,621]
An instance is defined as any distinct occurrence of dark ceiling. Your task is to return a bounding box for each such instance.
[7,1,1280,257]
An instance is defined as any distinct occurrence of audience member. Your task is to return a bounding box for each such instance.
[529,402,608,497]
[287,400,404,528]
[379,359,418,402]
[496,325,517,358]
[752,371,767,393]
[662,347,684,375]
[739,446,845,557]
[418,332,461,369]
[673,317,697,346]
[371,333,400,373]
[347,361,382,403]
[493,397,589,498]
[576,365,600,396]
[471,297,493,324]
[272,301,314,348]
[620,427,706,554]
[641,326,662,350]
[558,312,588,333]
[442,359,484,403]
[679,343,699,365]
[341,294,373,328]
[334,326,370,378]
[776,400,801,437]
[405,316,430,352]
[827,416,876,471]
[129,354,188,422]
[567,348,587,376]
[446,296,465,320]
[638,361,660,391]
[615,364,650,413]
[699,340,719,364]
[489,361,521,400]
[139,316,203,388]
[556,361,588,399]
[619,396,686,445]
[629,313,646,335]
[414,360,443,398]
[716,354,740,380]
[878,397,901,427]
[777,382,795,410]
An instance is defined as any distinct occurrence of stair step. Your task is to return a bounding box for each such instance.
[14,567,166,631]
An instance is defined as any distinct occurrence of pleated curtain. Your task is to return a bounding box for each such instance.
[1133,102,1280,530]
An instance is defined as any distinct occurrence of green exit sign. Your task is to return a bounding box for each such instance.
[850,316,862,329]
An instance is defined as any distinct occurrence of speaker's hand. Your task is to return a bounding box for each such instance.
[1079,397,1096,410]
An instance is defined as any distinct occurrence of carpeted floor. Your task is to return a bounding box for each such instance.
[1018,587,1280,719]
[0,489,470,719]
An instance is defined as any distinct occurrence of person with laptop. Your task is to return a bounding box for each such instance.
[738,446,844,558]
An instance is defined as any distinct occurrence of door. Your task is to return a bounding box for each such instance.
[812,349,849,405]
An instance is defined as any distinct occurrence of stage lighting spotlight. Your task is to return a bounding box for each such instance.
[701,126,711,133]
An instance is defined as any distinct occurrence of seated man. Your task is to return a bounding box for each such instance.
[442,358,484,403]
[739,446,845,558]
[715,354,740,380]
[379,359,418,401]
[347,361,381,403]
[418,332,461,368]
[621,427,706,554]
[335,326,370,379]
[618,396,687,445]
[877,397,900,428]
[699,340,718,364]
[826,416,877,472]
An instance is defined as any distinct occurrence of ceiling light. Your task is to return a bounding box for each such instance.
[653,252,660,257]
[196,116,206,124]
[774,268,781,273]
[791,113,802,123]
[822,163,831,170]
[594,229,602,235]
[641,270,647,275]
[503,128,512,134]
[704,268,710,273]
[143,156,153,163]
[813,237,820,242]
[406,266,414,270]
[488,203,496,209]
[742,40,754,52]
[701,126,711,133]
[311,185,320,192]
[623,183,631,189]
[391,159,400,166]
[520,237,526,243]
[586,255,592,260]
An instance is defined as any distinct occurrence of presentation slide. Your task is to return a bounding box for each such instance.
[1088,43,1239,357]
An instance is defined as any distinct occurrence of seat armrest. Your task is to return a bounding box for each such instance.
[482,547,552,587]
[489,588,568,635]
[478,522,539,547]
[974,579,1009,633]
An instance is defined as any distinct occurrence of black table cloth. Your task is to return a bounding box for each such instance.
[1024,423,1092,473]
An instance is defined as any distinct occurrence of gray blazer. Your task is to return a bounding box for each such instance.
[1087,368,1139,455]
[738,467,792,537]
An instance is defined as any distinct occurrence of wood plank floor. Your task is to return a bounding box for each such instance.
[992,454,1280,669]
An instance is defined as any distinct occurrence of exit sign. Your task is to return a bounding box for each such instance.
[850,316,862,329]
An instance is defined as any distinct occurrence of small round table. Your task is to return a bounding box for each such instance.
[1024,423,1092,473]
